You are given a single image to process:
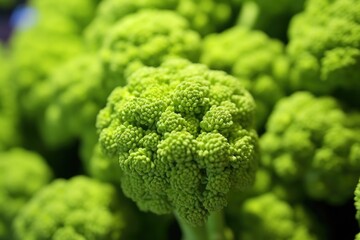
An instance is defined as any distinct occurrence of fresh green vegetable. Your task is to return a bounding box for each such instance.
[14,176,134,240]
[0,148,52,239]
[261,92,360,204]
[85,0,235,48]
[97,58,258,238]
[100,9,201,88]
[287,0,360,96]
[235,193,317,240]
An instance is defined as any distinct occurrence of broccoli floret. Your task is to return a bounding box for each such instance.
[14,176,133,240]
[40,55,105,147]
[85,0,234,48]
[201,26,289,130]
[0,45,19,150]
[261,92,360,204]
[235,0,305,39]
[0,148,52,239]
[287,0,360,96]
[235,193,318,240]
[97,58,258,228]
[356,179,360,224]
[100,9,201,89]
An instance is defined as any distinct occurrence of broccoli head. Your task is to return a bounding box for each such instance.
[356,179,360,224]
[201,26,289,130]
[261,92,360,204]
[287,0,360,95]
[236,193,318,240]
[40,55,105,147]
[100,9,201,89]
[14,176,132,240]
[85,0,234,48]
[0,148,52,239]
[97,58,258,226]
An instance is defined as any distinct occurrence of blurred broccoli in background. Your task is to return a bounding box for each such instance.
[261,92,360,204]
[287,0,360,99]
[14,176,136,240]
[85,0,236,49]
[0,148,52,239]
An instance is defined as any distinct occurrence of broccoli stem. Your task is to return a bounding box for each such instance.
[206,211,226,240]
[237,1,260,29]
[174,211,207,240]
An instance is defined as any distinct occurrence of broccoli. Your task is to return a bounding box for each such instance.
[287,0,360,97]
[234,193,318,240]
[14,176,135,240]
[100,9,201,88]
[85,0,235,48]
[97,58,258,238]
[0,45,19,150]
[201,26,289,130]
[0,148,52,239]
[40,55,105,147]
[261,92,360,204]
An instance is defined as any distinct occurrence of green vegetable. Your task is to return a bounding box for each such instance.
[97,58,258,238]
[14,176,133,240]
[261,92,360,204]
[100,9,201,88]
[235,193,317,240]
[201,26,289,130]
[0,148,52,239]
[85,0,235,48]
[287,0,360,96]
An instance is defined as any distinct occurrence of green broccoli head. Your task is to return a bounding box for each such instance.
[201,26,288,130]
[0,46,19,150]
[100,9,201,89]
[85,0,234,48]
[287,0,360,94]
[41,55,105,147]
[261,92,360,204]
[236,193,317,240]
[14,176,130,240]
[97,58,258,226]
[0,148,52,239]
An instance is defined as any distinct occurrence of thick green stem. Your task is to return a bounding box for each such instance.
[174,211,207,240]
[237,1,260,29]
[206,211,226,240]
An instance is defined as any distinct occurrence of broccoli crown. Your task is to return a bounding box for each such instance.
[237,193,317,240]
[14,176,127,240]
[40,55,105,147]
[100,9,201,89]
[0,148,52,239]
[355,179,360,224]
[201,26,288,130]
[85,0,234,48]
[287,0,360,94]
[261,92,360,204]
[0,46,18,150]
[97,58,258,226]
